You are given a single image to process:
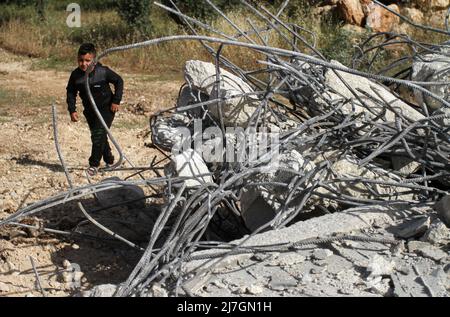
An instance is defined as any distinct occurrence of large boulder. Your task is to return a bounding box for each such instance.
[240,149,416,232]
[366,3,400,32]
[337,0,365,26]
[320,156,415,202]
[409,0,449,10]
[309,60,425,123]
[184,60,258,127]
[401,7,424,24]
[411,49,450,111]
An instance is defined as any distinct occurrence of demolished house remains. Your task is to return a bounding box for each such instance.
[0,0,449,297]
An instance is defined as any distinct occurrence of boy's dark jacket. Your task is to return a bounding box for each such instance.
[66,62,123,114]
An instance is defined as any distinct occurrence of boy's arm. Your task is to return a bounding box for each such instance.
[66,73,78,114]
[106,67,124,105]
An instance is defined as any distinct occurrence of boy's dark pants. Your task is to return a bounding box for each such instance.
[83,108,115,167]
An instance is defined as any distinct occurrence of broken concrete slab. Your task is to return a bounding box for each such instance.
[418,267,449,297]
[183,204,414,294]
[268,270,298,291]
[391,156,421,176]
[366,254,395,278]
[325,255,354,275]
[407,241,448,262]
[321,156,415,202]
[391,216,430,239]
[391,257,449,297]
[165,149,213,188]
[309,60,425,123]
[239,149,317,232]
[82,284,118,297]
[365,276,392,296]
[312,248,334,260]
[268,253,307,267]
[421,218,450,246]
[184,60,258,127]
[151,113,191,151]
[411,51,450,111]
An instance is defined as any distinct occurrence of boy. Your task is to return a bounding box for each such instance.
[66,43,124,176]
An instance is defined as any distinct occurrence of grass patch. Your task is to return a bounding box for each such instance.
[114,117,148,130]
[30,56,73,71]
[0,87,13,105]
[1,2,445,78]
[0,87,53,110]
[0,116,12,123]
[134,72,184,82]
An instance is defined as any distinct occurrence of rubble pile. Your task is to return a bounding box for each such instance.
[1,1,449,297]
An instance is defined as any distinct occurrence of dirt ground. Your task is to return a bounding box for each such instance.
[0,48,183,297]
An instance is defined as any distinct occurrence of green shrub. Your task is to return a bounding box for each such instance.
[320,26,364,65]
[116,0,152,34]
[1,0,35,6]
[161,0,241,23]
[49,0,117,11]
[0,4,35,25]
[68,19,132,47]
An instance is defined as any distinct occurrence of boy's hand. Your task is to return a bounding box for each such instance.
[111,103,120,113]
[70,112,79,122]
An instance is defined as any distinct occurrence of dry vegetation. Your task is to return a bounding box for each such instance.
[0,2,376,74]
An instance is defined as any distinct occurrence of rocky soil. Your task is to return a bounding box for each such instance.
[0,48,181,296]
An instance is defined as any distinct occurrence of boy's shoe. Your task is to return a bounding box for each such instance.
[86,166,98,176]
[104,155,115,166]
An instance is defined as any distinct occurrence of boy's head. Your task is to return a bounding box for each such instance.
[77,43,96,72]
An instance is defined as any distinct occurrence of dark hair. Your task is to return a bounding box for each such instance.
[78,43,96,56]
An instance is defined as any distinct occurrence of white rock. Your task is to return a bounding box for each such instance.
[83,284,117,297]
[421,219,450,245]
[246,284,264,295]
[184,60,258,127]
[61,271,73,283]
[0,282,10,293]
[312,249,333,260]
[165,149,213,188]
[148,284,168,297]
[366,277,391,295]
[73,271,84,283]
[366,254,395,278]
[62,260,72,269]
